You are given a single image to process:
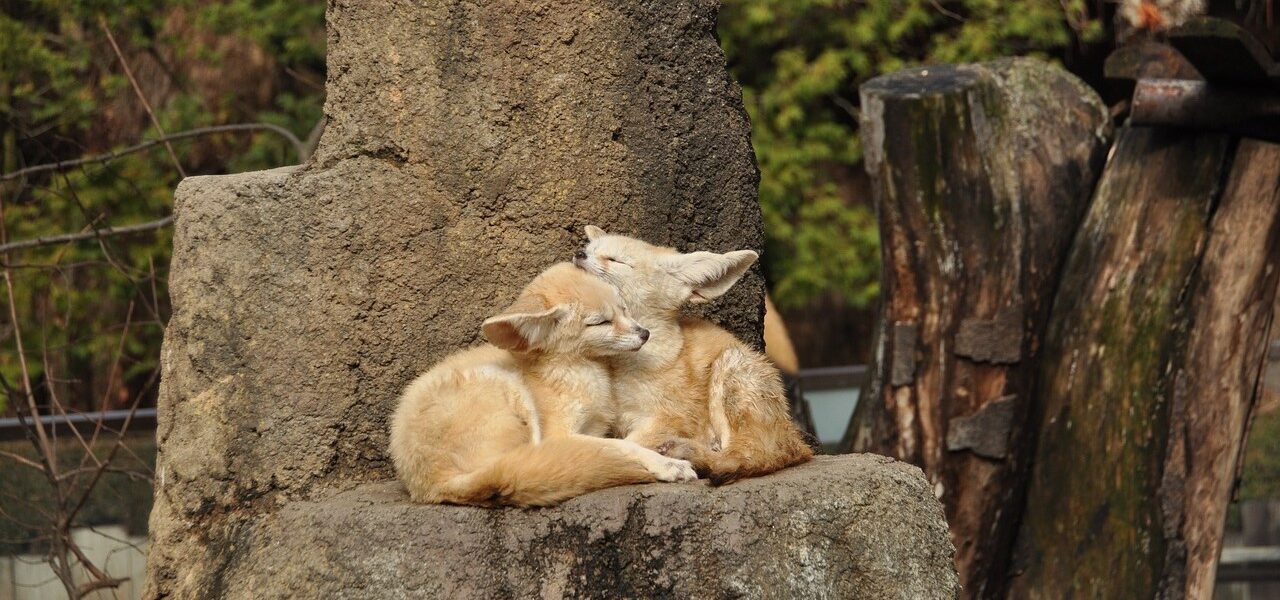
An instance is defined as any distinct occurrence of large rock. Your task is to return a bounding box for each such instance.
[145,0,955,597]
[194,456,958,599]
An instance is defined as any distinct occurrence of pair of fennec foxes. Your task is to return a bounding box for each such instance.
[389,227,813,506]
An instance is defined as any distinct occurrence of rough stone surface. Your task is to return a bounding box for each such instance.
[207,456,958,599]
[145,0,954,597]
[147,0,765,595]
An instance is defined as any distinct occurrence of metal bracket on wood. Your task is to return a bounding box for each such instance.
[954,310,1024,364]
[890,322,918,387]
[1110,17,1280,143]
[946,395,1017,460]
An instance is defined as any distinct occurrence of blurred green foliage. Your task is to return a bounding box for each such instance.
[0,0,325,414]
[717,0,1101,309]
[0,1,1110,415]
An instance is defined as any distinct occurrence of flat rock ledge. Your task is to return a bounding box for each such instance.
[218,455,958,599]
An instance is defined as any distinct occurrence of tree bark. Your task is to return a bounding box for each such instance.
[841,58,1110,598]
[1165,139,1280,598]
[1008,131,1280,599]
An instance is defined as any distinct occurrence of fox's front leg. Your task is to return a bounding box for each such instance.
[623,418,717,477]
[568,434,697,482]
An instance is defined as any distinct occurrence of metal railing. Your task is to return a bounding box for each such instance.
[0,408,156,441]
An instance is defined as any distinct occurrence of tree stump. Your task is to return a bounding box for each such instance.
[842,58,1111,597]
[1009,133,1280,599]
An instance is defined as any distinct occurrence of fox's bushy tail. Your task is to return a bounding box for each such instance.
[702,428,813,486]
[440,437,658,507]
[701,346,815,486]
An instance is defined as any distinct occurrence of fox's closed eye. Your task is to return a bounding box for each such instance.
[591,320,612,327]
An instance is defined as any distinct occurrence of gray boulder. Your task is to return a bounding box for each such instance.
[145,0,957,597]
[202,456,958,599]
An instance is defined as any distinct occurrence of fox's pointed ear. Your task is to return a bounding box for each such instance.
[482,297,566,352]
[584,225,607,241]
[660,250,758,303]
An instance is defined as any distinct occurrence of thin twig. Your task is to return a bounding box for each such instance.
[65,387,147,525]
[0,259,115,270]
[85,300,134,453]
[929,0,964,21]
[0,195,57,480]
[65,538,126,594]
[57,466,151,483]
[44,344,106,481]
[1,123,305,182]
[0,450,46,471]
[0,216,172,254]
[97,16,186,178]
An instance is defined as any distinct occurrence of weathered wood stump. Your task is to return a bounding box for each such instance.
[842,58,1111,597]
[1009,133,1280,599]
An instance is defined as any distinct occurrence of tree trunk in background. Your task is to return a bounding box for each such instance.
[1008,132,1280,598]
[841,58,1110,598]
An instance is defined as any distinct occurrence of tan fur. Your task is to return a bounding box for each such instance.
[576,228,813,484]
[389,263,696,507]
[763,293,800,375]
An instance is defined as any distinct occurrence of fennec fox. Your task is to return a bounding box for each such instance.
[389,263,697,507]
[574,227,813,484]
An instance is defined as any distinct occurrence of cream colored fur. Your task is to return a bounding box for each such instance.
[388,263,696,507]
[575,228,813,484]
[763,293,800,375]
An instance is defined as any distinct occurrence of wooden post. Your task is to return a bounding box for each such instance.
[1008,133,1280,598]
[841,58,1110,597]
[1167,139,1280,598]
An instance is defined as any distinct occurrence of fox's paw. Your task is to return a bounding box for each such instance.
[649,458,698,483]
[655,438,699,460]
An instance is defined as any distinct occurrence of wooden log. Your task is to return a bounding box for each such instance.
[1158,139,1280,599]
[1009,127,1225,598]
[841,58,1110,598]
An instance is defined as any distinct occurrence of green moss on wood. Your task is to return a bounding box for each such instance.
[1010,128,1230,598]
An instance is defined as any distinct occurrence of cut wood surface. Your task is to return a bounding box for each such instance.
[844,58,1110,598]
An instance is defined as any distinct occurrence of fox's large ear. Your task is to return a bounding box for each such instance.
[584,225,607,241]
[482,296,566,351]
[660,250,758,303]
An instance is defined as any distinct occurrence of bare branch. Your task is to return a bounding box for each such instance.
[1,123,305,182]
[0,450,46,471]
[0,195,58,483]
[84,301,135,455]
[67,365,150,525]
[57,465,152,483]
[0,215,173,254]
[65,536,127,595]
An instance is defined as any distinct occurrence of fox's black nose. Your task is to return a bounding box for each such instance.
[638,328,650,342]
[574,250,587,261]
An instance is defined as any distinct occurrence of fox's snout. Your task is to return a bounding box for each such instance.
[637,327,650,343]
